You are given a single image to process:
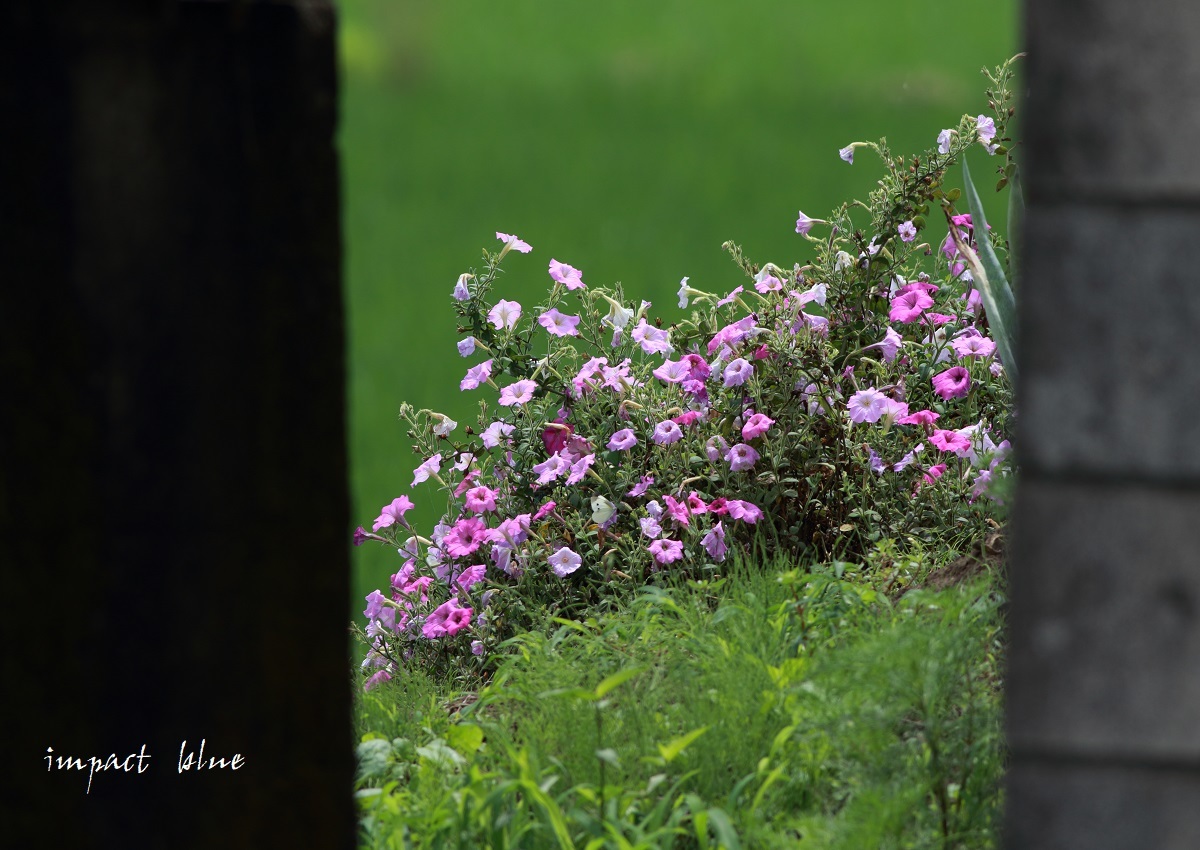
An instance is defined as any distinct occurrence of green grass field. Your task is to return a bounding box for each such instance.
[337,0,1018,614]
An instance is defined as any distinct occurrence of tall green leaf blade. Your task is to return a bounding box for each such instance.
[959,157,1019,386]
[594,664,647,699]
[1006,172,1023,293]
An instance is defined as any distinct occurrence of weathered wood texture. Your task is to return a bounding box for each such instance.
[0,2,353,846]
[1008,3,1200,846]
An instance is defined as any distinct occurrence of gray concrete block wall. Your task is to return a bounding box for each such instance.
[1007,3,1200,846]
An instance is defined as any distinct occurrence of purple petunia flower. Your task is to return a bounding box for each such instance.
[548,546,582,577]
[722,358,754,387]
[898,221,918,243]
[725,443,760,472]
[741,412,775,440]
[489,299,522,330]
[701,522,728,562]
[538,308,580,337]
[608,428,637,451]
[653,420,683,445]
[460,359,494,391]
[411,453,443,487]
[647,538,684,566]
[499,379,537,406]
[847,388,888,424]
[548,259,585,290]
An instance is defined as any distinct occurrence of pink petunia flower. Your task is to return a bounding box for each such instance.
[460,359,494,391]
[532,453,568,487]
[463,486,498,514]
[423,599,472,638]
[705,435,729,463]
[716,285,744,307]
[929,429,972,454]
[499,379,537,406]
[548,546,582,577]
[647,538,684,565]
[950,335,996,359]
[489,299,522,330]
[920,463,948,487]
[566,454,595,485]
[865,327,903,363]
[456,564,487,592]
[898,221,918,242]
[538,308,580,337]
[412,453,443,487]
[372,495,415,531]
[723,358,754,387]
[897,409,939,427]
[627,475,654,498]
[795,211,815,235]
[496,231,532,253]
[741,412,775,440]
[725,500,763,523]
[632,318,673,355]
[847,388,888,424]
[608,428,637,451]
[686,492,709,514]
[653,358,691,384]
[653,420,683,445]
[548,259,585,290]
[481,421,515,448]
[889,289,934,323]
[701,522,728,562]
[443,517,489,558]
[663,494,691,527]
[533,500,556,521]
[931,366,971,400]
[725,443,760,472]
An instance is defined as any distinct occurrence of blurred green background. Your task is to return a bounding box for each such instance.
[336,0,1019,617]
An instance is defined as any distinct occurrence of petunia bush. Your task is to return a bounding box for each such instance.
[354,58,1022,687]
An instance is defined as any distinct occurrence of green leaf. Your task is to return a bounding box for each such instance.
[959,157,1019,386]
[706,807,742,850]
[539,687,599,702]
[595,664,647,698]
[594,748,620,768]
[657,726,710,764]
[444,723,484,756]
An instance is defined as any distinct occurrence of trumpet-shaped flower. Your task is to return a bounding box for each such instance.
[742,412,775,440]
[373,496,415,531]
[423,599,472,638]
[937,128,953,154]
[499,379,537,406]
[548,259,585,290]
[889,289,934,323]
[457,337,476,357]
[460,359,493,391]
[723,358,753,387]
[898,221,917,243]
[443,517,489,558]
[647,538,684,565]
[412,453,443,487]
[931,366,971,400]
[725,443,760,472]
[481,421,515,448]
[701,522,728,562]
[608,428,637,451]
[632,318,673,355]
[463,486,497,514]
[488,299,522,330]
[548,546,582,577]
[652,420,683,445]
[496,231,532,253]
[653,358,691,384]
[847,388,888,424]
[950,334,996,359]
[538,307,580,337]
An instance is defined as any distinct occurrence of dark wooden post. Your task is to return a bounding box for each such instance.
[0,2,353,846]
[1007,4,1200,847]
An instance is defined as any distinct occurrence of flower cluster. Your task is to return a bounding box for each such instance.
[355,69,1019,687]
